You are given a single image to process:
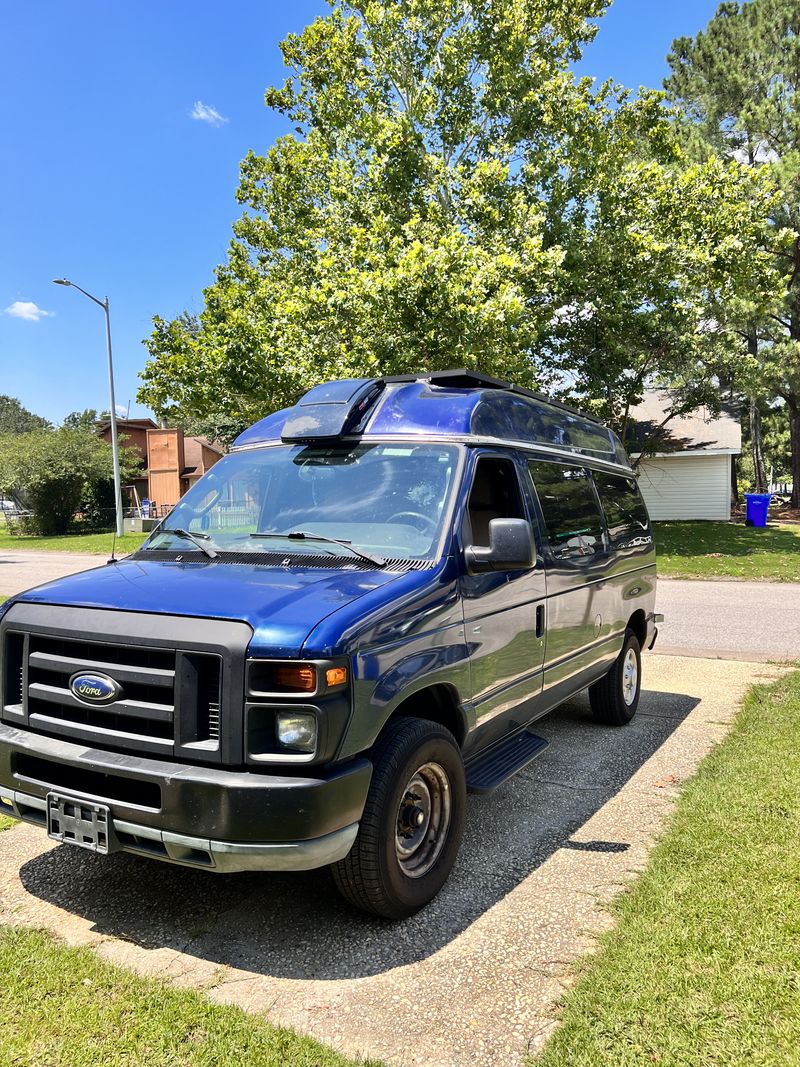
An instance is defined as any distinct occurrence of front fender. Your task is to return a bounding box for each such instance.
[339,623,471,759]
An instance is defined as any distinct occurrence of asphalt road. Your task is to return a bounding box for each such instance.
[3,550,799,662]
[0,551,109,599]
[1,656,783,1067]
[655,578,800,661]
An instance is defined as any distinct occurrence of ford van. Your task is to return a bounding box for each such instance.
[0,370,660,917]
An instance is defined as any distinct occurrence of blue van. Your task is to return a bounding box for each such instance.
[0,371,659,917]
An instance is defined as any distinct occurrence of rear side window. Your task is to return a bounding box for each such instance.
[593,472,651,548]
[528,461,604,559]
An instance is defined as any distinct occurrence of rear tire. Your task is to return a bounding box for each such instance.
[589,630,641,726]
[332,717,466,919]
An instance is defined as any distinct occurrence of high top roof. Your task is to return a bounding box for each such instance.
[232,370,629,468]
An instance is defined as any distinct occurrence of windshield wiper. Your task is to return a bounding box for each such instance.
[250,531,385,568]
[152,527,219,560]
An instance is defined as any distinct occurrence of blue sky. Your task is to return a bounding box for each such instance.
[1,0,720,424]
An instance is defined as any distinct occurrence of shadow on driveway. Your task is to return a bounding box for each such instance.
[18,686,698,980]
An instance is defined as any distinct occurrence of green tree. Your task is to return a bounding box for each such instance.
[0,395,50,434]
[62,408,101,430]
[139,0,781,442]
[0,428,137,535]
[665,0,800,502]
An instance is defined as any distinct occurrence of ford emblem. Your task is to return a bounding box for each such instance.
[69,671,123,706]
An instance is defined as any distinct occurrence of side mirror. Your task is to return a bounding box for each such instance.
[465,518,535,574]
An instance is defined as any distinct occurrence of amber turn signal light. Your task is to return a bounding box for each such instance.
[325,666,348,688]
[272,665,317,692]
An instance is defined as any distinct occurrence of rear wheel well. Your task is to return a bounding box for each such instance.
[627,609,647,648]
[383,685,466,749]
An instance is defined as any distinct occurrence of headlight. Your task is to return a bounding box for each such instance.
[275,711,317,753]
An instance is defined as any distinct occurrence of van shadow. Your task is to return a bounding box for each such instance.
[19,685,699,980]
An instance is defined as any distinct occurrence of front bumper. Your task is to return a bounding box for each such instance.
[0,722,371,873]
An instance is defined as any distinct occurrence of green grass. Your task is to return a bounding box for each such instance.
[0,531,147,554]
[0,925,375,1067]
[655,520,800,580]
[536,669,800,1067]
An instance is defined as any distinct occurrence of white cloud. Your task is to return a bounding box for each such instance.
[190,100,228,126]
[4,300,55,322]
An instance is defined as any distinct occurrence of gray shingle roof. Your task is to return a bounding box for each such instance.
[628,391,741,454]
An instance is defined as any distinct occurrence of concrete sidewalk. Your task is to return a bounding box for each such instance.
[0,656,784,1067]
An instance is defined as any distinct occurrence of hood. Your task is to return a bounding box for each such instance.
[13,557,411,657]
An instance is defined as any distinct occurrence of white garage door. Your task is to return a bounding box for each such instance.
[637,454,732,521]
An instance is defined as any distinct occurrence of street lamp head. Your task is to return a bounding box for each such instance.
[52,278,72,287]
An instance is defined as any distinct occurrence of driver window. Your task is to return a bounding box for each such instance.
[466,457,525,547]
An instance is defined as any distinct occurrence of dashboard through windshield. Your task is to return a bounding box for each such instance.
[143,442,461,563]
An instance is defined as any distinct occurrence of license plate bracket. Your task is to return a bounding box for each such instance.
[46,793,116,854]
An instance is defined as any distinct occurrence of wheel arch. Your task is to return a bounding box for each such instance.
[379,683,468,749]
[627,608,647,648]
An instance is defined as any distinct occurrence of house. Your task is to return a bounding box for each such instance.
[98,419,224,513]
[627,392,741,521]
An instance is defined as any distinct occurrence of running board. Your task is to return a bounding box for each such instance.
[465,730,550,794]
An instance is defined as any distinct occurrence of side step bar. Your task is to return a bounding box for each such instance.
[465,729,550,794]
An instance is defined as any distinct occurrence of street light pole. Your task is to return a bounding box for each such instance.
[52,279,124,538]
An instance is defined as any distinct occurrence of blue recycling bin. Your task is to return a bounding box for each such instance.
[745,492,771,528]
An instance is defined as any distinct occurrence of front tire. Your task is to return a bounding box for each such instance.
[332,717,466,919]
[589,630,641,726]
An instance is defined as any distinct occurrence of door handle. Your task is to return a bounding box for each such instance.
[536,604,545,638]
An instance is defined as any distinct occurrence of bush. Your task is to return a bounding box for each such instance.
[0,429,138,536]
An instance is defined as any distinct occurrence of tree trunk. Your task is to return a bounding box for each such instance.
[731,451,739,507]
[750,396,768,493]
[789,398,800,508]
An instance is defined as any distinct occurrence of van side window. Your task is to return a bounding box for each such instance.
[593,472,651,548]
[466,457,525,547]
[528,461,604,559]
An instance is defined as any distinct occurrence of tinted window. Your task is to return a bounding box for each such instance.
[528,461,604,559]
[593,472,651,548]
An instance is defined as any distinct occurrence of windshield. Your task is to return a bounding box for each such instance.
[143,442,461,562]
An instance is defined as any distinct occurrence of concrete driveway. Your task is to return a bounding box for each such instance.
[0,655,784,1067]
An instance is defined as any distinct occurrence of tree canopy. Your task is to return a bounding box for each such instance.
[139,0,783,441]
[0,395,50,435]
[666,0,800,499]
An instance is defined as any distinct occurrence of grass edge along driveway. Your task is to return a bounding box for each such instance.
[0,925,381,1067]
[534,668,800,1067]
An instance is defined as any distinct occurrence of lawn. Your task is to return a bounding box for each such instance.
[536,669,800,1067]
[654,520,800,580]
[0,925,376,1067]
[0,530,147,554]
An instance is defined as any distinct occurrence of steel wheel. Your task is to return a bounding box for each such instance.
[622,647,638,707]
[394,762,452,878]
[332,717,466,918]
